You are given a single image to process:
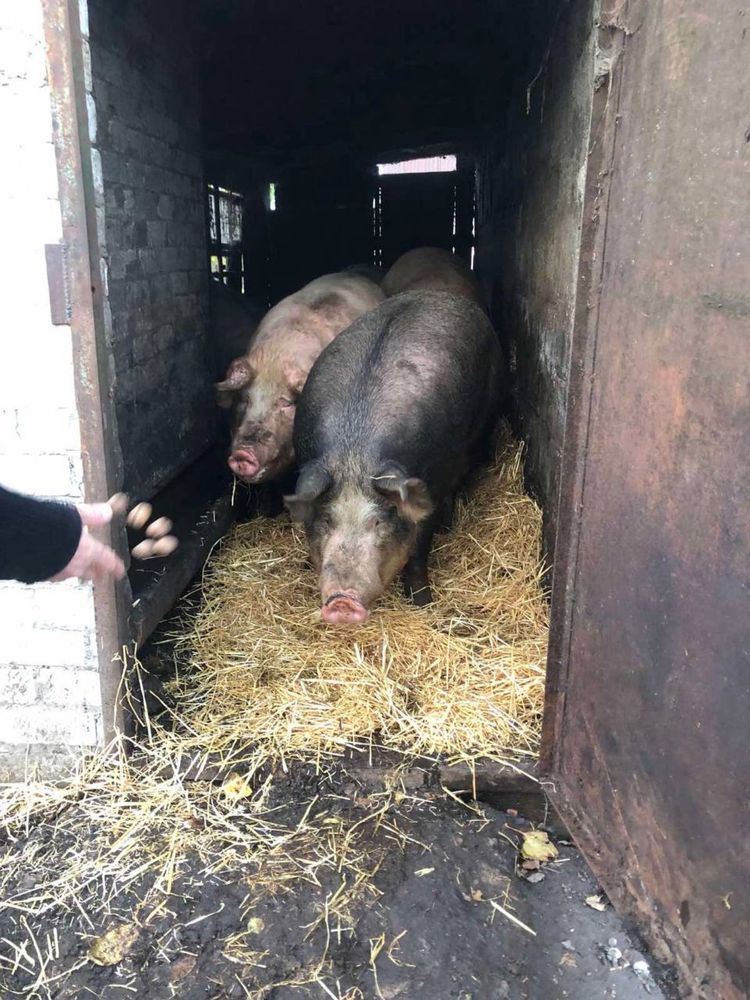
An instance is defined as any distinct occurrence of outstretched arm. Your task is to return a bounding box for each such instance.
[0,486,126,584]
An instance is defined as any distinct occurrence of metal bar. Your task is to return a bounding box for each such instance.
[42,0,131,740]
[540,8,627,775]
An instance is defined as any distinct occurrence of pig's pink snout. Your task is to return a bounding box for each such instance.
[228,449,260,478]
[321,592,369,626]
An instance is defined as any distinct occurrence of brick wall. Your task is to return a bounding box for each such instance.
[0,0,103,761]
[87,0,214,499]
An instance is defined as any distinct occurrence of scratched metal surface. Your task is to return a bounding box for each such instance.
[544,2,750,997]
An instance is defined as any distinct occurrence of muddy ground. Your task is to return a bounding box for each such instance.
[1,490,679,999]
[0,765,677,1000]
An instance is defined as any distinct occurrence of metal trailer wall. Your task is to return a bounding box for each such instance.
[475,0,598,558]
[544,2,750,997]
[477,1,749,993]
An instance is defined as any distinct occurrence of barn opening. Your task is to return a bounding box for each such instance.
[88,0,594,643]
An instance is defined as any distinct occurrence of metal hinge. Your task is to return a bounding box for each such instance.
[45,242,72,325]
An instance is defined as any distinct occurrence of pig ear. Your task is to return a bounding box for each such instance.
[284,364,307,399]
[372,466,433,523]
[215,358,254,406]
[283,463,332,522]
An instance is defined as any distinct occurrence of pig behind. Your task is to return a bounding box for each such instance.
[286,290,505,624]
[343,263,385,285]
[217,272,384,484]
[382,247,485,310]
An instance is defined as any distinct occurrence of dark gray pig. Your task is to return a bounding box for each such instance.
[285,291,505,624]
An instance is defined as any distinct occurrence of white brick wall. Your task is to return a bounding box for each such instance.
[0,0,103,753]
[1,703,101,746]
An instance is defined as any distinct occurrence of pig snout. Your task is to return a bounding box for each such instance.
[321,590,369,625]
[228,449,260,479]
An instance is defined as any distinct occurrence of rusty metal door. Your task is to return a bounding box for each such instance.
[544,3,749,998]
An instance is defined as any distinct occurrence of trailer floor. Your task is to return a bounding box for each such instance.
[1,770,677,1000]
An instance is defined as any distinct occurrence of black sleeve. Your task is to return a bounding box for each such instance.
[0,485,82,584]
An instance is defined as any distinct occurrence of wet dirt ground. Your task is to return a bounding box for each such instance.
[1,491,679,999]
[0,766,678,1000]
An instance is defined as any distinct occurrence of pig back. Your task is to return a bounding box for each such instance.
[296,272,385,322]
[251,272,385,356]
[296,291,504,493]
[382,248,485,310]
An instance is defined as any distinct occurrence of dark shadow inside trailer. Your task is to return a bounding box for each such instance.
[83,1,749,997]
[89,0,595,636]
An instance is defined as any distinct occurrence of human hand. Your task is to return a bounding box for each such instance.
[49,494,127,583]
[49,494,180,584]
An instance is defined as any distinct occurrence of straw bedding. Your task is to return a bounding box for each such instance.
[173,425,548,773]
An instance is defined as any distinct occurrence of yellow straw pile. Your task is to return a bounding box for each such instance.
[173,427,548,773]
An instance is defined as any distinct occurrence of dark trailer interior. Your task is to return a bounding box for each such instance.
[98,0,584,558]
[73,0,748,997]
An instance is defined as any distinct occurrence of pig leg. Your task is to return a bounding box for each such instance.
[402,514,439,606]
[470,426,496,470]
[436,493,456,530]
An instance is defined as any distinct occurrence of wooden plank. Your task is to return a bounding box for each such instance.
[129,446,235,647]
[129,745,546,815]
[132,746,534,788]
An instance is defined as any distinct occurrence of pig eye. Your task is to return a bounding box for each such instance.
[279,397,295,409]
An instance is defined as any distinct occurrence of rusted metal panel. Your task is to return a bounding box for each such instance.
[42,0,131,738]
[545,1,750,997]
